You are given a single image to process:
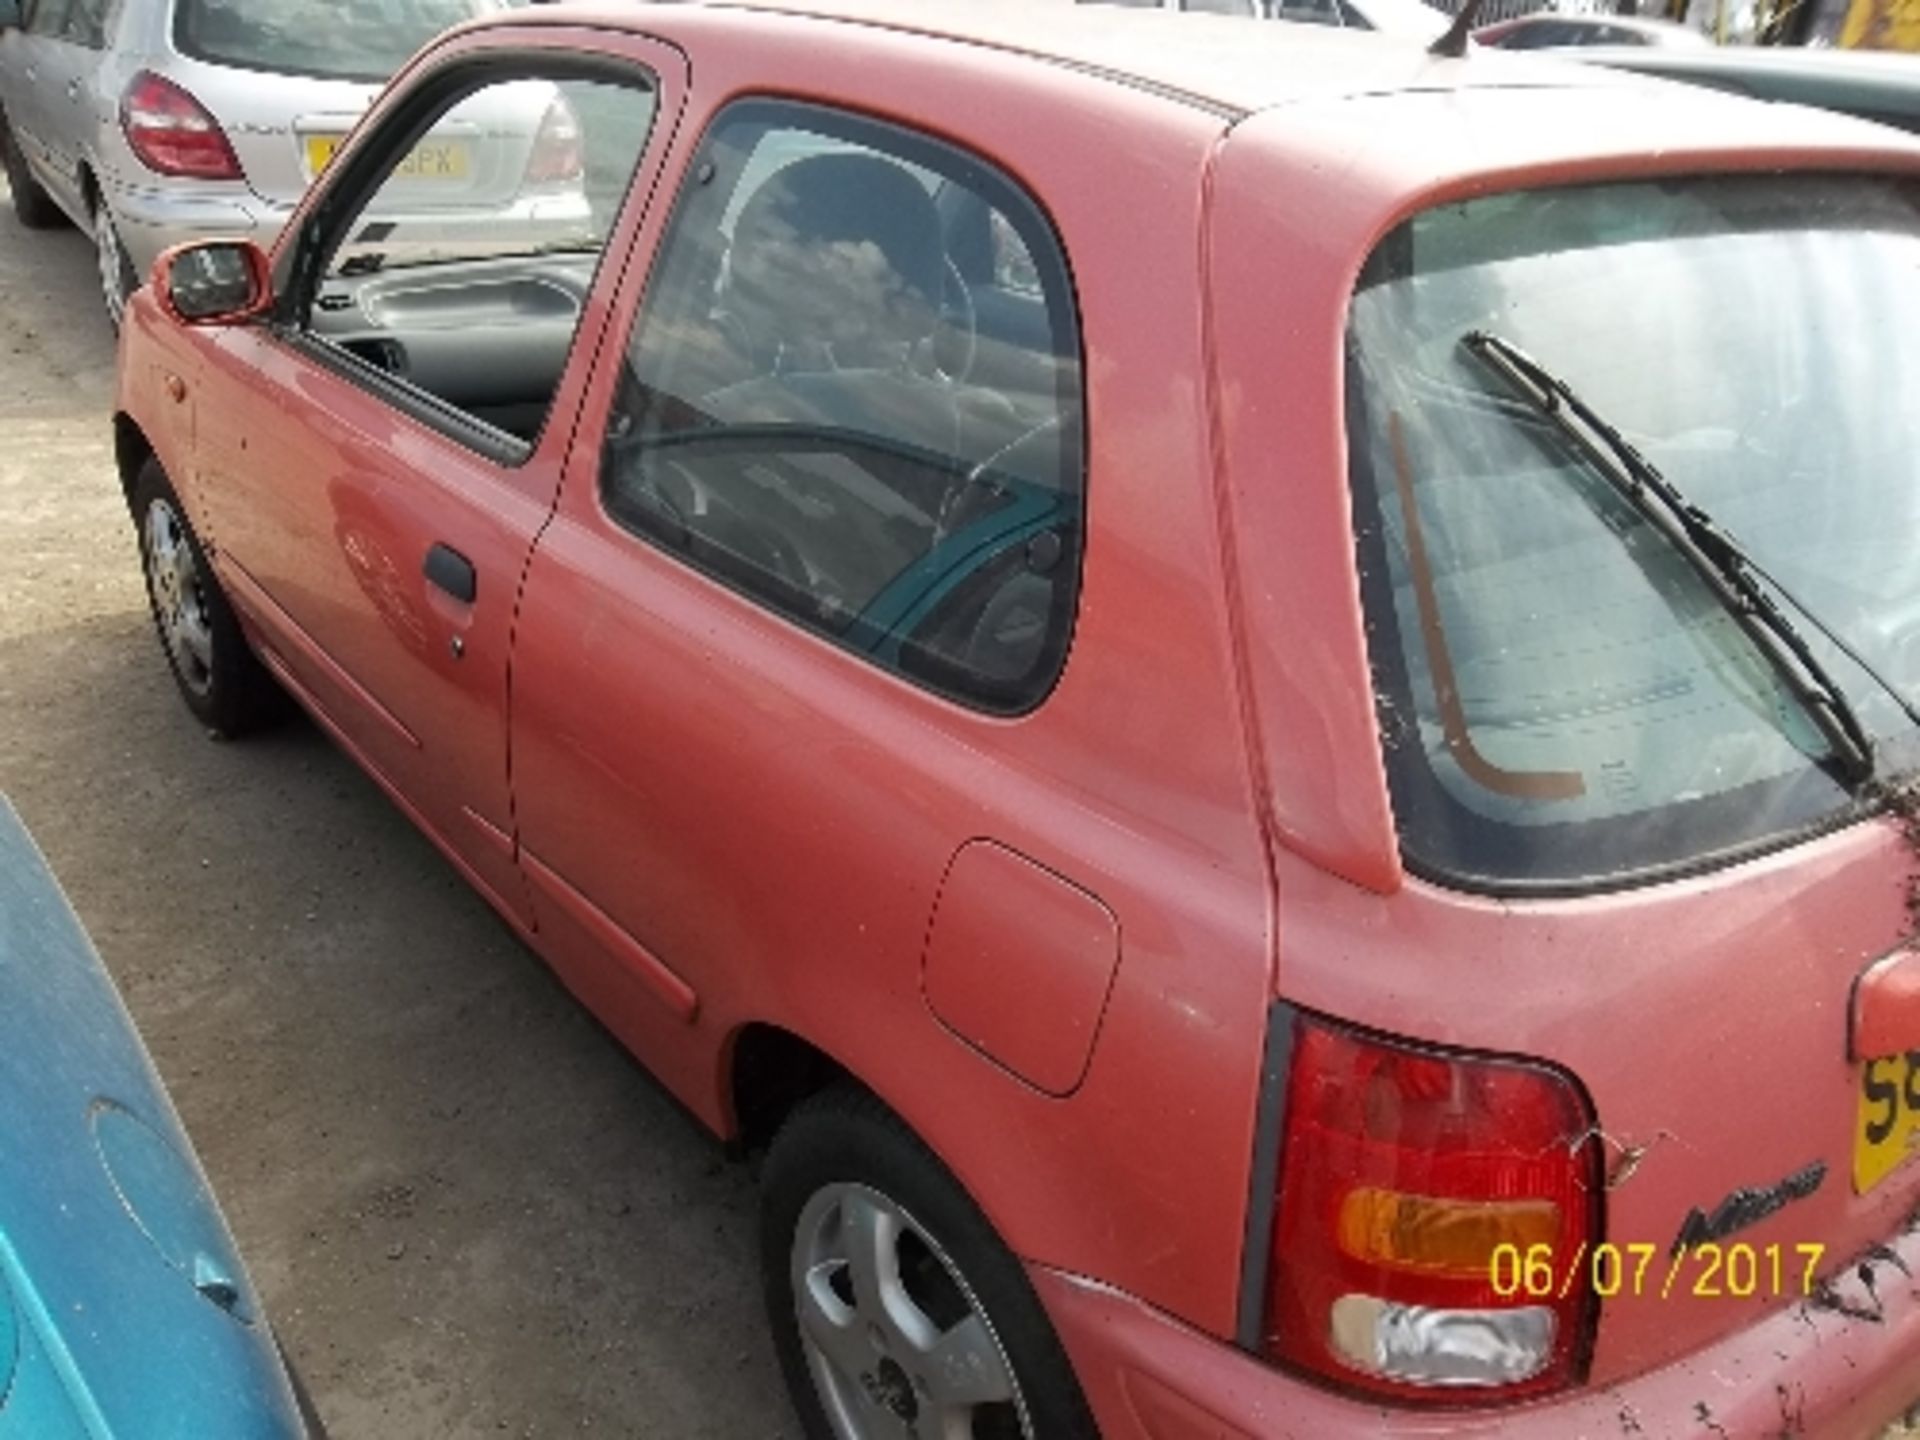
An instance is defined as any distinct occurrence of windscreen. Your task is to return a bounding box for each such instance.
[174,0,485,83]
[1346,175,1920,888]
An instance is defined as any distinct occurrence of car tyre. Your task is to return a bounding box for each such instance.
[0,109,66,231]
[93,201,137,330]
[761,1086,1099,1440]
[132,458,280,737]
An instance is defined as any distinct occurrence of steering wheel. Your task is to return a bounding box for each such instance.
[628,455,814,598]
[933,413,1065,545]
[715,262,973,383]
[721,509,812,594]
[669,456,815,594]
[932,256,979,385]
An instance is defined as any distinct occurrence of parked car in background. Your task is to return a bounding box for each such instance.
[109,0,1920,1436]
[1570,42,1920,131]
[0,797,316,1439]
[0,0,596,329]
[1473,11,1710,47]
[1076,0,1450,41]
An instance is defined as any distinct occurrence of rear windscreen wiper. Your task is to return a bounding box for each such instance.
[1462,328,1878,790]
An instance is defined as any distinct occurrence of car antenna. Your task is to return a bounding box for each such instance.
[1429,0,1488,56]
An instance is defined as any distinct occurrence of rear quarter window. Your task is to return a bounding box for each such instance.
[601,99,1086,716]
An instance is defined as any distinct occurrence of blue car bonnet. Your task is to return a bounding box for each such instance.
[0,799,305,1438]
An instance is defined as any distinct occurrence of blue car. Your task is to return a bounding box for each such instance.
[0,798,315,1439]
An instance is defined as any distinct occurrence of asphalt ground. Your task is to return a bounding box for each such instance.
[0,176,792,1438]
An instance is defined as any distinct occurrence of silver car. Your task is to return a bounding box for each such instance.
[0,0,592,327]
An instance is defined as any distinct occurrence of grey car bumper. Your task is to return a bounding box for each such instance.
[106,178,595,283]
[105,178,288,278]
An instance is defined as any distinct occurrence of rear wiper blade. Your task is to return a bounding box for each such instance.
[1462,329,1877,790]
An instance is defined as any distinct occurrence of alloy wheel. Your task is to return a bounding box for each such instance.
[144,498,214,698]
[95,206,129,329]
[791,1182,1032,1440]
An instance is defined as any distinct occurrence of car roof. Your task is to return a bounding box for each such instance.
[495,0,1920,172]
[510,0,1635,116]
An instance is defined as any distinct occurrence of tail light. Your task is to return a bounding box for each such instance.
[1262,1013,1600,1403]
[121,71,242,181]
[523,97,583,185]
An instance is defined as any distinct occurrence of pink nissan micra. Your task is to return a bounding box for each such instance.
[109,1,1920,1435]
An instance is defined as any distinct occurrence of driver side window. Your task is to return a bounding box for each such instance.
[601,100,1085,714]
[303,65,659,449]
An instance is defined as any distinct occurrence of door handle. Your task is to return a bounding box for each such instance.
[424,543,476,604]
[65,79,80,100]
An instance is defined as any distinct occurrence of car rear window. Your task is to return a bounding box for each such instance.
[1345,174,1920,890]
[174,0,483,83]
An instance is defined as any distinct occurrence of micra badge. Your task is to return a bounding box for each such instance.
[1670,1161,1827,1256]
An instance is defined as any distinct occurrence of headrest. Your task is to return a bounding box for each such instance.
[725,152,946,360]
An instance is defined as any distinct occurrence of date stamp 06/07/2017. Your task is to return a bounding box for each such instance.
[1488,1241,1828,1302]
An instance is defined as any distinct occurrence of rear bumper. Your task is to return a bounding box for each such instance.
[103,177,594,280]
[1033,1227,1920,1439]
[103,179,279,277]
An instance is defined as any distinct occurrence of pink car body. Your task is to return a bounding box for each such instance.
[111,2,1920,1435]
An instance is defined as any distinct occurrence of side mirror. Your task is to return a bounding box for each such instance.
[152,240,273,326]
[0,0,20,31]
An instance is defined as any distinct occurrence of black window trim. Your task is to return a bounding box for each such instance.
[595,92,1091,720]
[267,46,664,471]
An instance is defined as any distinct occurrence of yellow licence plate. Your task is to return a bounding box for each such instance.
[1855,1052,1920,1192]
[305,135,470,181]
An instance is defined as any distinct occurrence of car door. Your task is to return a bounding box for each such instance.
[0,0,70,187]
[187,28,683,926]
[28,0,105,206]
